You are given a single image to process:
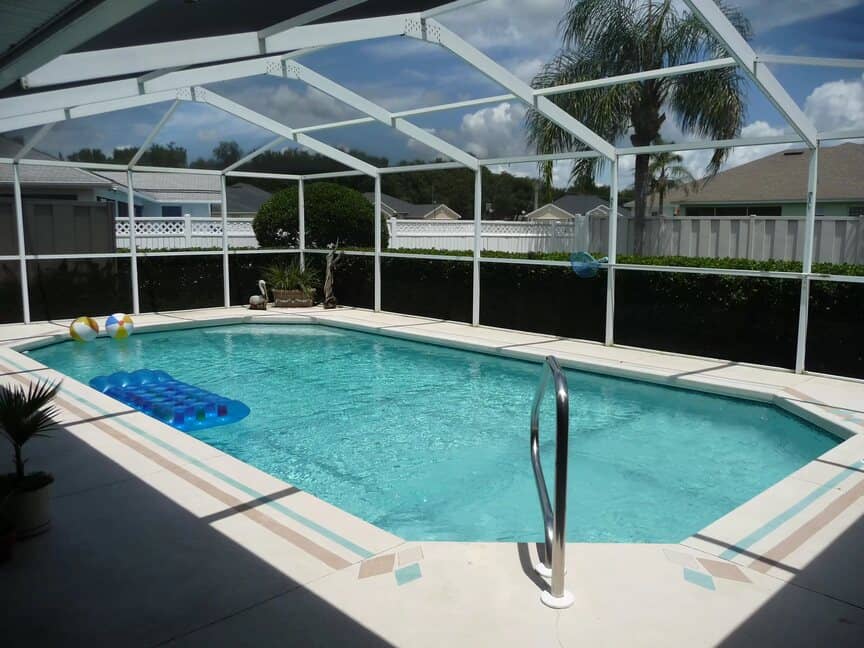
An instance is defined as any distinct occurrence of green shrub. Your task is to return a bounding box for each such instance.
[253,182,387,249]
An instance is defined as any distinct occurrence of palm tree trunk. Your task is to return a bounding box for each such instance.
[13,443,24,481]
[633,152,649,256]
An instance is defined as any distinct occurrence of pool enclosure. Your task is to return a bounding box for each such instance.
[0,0,862,378]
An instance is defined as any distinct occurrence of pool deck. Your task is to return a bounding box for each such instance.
[2,306,863,647]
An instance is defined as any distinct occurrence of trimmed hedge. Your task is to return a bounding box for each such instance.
[253,182,387,249]
[321,253,863,379]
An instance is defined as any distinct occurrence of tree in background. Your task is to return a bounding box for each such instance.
[253,182,386,249]
[211,140,243,168]
[68,142,187,167]
[526,0,749,253]
[648,143,697,216]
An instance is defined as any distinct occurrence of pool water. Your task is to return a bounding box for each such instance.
[30,324,838,543]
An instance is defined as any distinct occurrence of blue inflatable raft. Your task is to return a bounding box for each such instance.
[89,369,250,432]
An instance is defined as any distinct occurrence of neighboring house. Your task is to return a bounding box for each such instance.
[0,137,238,219]
[217,182,272,217]
[0,136,112,201]
[363,192,461,220]
[520,203,574,221]
[520,194,631,221]
[654,142,864,218]
[95,171,221,218]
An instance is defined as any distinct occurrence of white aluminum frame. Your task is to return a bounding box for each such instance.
[2,0,861,377]
[1,0,158,90]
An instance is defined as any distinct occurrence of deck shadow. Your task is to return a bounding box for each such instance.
[0,425,392,647]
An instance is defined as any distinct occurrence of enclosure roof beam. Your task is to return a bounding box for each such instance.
[411,18,616,160]
[682,0,817,147]
[226,170,302,181]
[22,12,413,89]
[1,0,158,90]
[533,57,737,96]
[127,99,180,168]
[0,88,182,133]
[0,50,739,135]
[301,170,365,180]
[481,151,601,165]
[818,128,864,141]
[756,54,864,69]
[421,1,488,18]
[617,134,803,156]
[222,136,287,173]
[282,61,479,170]
[13,122,56,162]
[189,87,379,177]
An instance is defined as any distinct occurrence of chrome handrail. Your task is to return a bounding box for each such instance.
[530,355,573,608]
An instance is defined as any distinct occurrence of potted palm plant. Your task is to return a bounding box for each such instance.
[0,379,62,538]
[262,261,319,307]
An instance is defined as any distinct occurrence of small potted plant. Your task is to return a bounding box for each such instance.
[0,379,62,538]
[262,261,319,307]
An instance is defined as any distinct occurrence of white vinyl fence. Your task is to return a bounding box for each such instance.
[387,217,589,254]
[116,216,258,250]
[389,214,864,263]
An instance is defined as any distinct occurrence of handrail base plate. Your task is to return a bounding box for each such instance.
[541,589,575,609]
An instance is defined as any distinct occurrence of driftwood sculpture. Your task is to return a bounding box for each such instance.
[323,244,344,309]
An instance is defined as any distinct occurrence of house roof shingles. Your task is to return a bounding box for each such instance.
[363,192,441,219]
[664,142,864,205]
[0,137,111,187]
[96,170,222,203]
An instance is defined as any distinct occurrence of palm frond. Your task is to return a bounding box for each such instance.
[0,379,62,448]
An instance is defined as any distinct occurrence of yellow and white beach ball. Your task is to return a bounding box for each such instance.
[69,316,99,342]
[105,313,135,340]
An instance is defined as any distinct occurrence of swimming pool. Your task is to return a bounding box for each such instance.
[29,324,838,543]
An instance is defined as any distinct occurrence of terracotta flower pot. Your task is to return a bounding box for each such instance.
[272,288,313,308]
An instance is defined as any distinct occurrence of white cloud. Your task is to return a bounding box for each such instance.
[735,0,859,31]
[804,73,864,132]
[450,102,530,158]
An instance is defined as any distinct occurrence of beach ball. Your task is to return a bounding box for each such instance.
[105,313,135,340]
[69,316,99,342]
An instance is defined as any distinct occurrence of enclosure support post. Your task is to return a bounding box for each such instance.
[795,145,819,373]
[298,178,306,270]
[472,167,482,326]
[220,174,230,308]
[374,175,382,312]
[12,163,30,323]
[605,157,619,346]
[127,170,140,314]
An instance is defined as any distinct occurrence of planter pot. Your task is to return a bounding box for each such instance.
[273,289,313,308]
[2,474,53,538]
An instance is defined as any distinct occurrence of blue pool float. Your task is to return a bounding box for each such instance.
[89,369,250,431]
[570,251,609,278]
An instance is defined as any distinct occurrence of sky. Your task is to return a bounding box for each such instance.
[15,0,864,188]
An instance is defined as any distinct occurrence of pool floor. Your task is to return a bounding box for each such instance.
[29,323,838,542]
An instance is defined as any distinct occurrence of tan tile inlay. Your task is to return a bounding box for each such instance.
[398,545,424,567]
[749,475,864,574]
[358,553,395,579]
[697,558,752,583]
[663,548,701,570]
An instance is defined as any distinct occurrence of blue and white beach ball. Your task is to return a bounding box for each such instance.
[69,316,99,342]
[105,313,135,340]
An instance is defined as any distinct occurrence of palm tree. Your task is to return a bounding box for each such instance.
[648,145,697,216]
[0,380,61,483]
[527,0,750,253]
